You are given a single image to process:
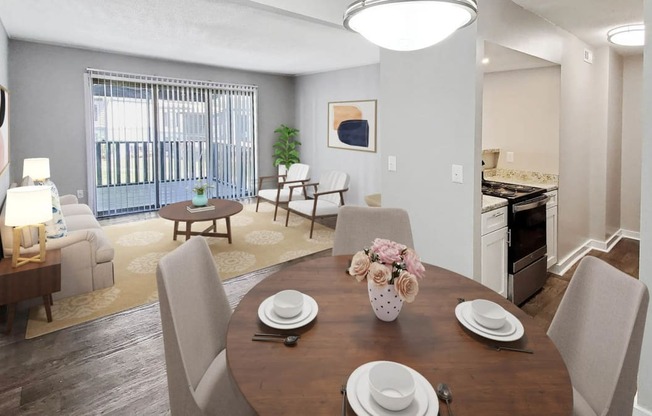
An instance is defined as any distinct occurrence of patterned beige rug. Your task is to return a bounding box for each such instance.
[25,203,334,339]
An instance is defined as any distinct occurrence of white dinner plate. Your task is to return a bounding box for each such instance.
[264,296,313,324]
[462,303,517,337]
[347,361,439,416]
[257,294,318,329]
[455,302,524,342]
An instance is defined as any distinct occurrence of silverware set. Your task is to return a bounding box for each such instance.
[251,332,300,346]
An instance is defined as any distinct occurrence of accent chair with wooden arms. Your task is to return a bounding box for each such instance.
[547,256,649,416]
[256,163,310,221]
[156,237,255,416]
[332,206,414,256]
[285,170,349,239]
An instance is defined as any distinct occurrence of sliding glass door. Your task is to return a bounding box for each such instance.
[86,70,257,217]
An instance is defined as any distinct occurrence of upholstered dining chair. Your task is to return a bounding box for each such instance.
[285,170,350,239]
[256,163,310,221]
[156,237,255,416]
[332,206,414,256]
[547,256,649,416]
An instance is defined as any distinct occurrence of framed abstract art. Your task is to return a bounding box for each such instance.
[327,99,377,153]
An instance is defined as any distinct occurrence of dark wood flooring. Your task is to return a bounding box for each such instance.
[0,231,639,415]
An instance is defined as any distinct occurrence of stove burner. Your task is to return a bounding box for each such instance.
[482,180,546,202]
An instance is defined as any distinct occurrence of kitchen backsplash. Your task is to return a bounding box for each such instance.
[484,168,558,185]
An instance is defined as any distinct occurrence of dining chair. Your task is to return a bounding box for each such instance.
[256,163,310,221]
[285,170,350,239]
[547,256,649,416]
[156,237,255,416]
[332,205,414,256]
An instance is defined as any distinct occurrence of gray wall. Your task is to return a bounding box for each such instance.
[295,64,380,206]
[7,41,295,198]
[0,19,9,203]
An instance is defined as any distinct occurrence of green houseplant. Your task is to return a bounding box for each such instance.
[272,124,301,169]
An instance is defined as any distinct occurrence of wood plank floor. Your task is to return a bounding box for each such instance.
[0,231,639,415]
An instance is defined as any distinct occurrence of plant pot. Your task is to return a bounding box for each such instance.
[278,164,288,184]
[192,193,208,207]
[368,279,404,322]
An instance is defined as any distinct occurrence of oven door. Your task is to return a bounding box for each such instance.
[509,194,549,273]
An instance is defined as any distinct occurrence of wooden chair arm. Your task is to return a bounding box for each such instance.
[288,182,319,201]
[258,174,287,189]
[313,188,349,197]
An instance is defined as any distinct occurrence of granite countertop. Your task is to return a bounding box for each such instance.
[482,195,508,213]
[486,176,558,192]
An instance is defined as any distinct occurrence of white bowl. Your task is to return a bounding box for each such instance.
[272,290,304,318]
[368,362,416,411]
[471,299,507,329]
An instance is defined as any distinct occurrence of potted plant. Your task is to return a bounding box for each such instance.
[191,182,213,207]
[272,124,301,176]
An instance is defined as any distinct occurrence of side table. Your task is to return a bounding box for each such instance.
[0,249,62,334]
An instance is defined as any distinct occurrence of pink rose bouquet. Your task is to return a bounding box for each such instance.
[347,238,425,303]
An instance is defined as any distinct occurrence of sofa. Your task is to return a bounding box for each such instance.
[0,193,115,301]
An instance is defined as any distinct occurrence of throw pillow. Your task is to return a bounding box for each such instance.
[34,178,68,239]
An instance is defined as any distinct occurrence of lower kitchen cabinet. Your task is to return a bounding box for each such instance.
[546,190,558,269]
[481,206,508,298]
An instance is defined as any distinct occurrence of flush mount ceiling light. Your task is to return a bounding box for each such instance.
[607,24,645,46]
[343,0,478,51]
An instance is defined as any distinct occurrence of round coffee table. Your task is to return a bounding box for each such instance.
[158,199,243,243]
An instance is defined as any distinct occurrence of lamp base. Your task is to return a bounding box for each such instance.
[12,224,47,268]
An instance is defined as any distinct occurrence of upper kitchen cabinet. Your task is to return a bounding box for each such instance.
[481,41,561,177]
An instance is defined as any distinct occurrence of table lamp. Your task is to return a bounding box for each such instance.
[4,186,53,267]
[23,157,50,182]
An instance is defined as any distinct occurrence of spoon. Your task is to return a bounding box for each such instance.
[252,335,299,347]
[436,383,454,416]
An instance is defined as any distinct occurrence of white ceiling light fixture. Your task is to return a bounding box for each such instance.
[607,24,645,46]
[343,0,478,52]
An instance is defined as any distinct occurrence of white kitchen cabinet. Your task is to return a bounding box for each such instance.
[481,207,508,298]
[546,190,558,269]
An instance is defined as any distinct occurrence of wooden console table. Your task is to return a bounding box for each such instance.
[0,249,62,334]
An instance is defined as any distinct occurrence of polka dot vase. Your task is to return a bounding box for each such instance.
[367,278,403,322]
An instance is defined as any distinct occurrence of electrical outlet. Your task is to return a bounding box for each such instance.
[77,189,84,199]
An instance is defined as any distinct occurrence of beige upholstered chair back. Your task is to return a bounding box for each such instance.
[157,237,246,415]
[332,206,414,256]
[547,256,649,416]
[319,170,350,205]
[283,163,310,189]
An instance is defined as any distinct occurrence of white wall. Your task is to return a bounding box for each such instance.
[622,55,643,234]
[380,27,481,278]
[605,49,623,240]
[636,2,652,413]
[8,41,296,199]
[295,64,380,206]
[482,66,560,174]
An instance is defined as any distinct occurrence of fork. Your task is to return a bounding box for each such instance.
[340,383,347,416]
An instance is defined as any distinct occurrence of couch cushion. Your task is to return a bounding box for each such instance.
[94,230,115,263]
[61,203,94,217]
[65,214,101,232]
[289,199,340,216]
[258,188,305,203]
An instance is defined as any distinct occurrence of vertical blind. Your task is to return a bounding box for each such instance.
[86,69,258,217]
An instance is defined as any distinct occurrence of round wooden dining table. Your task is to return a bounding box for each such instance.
[226,256,573,415]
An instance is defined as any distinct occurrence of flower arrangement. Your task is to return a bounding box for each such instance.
[192,182,213,195]
[347,238,425,303]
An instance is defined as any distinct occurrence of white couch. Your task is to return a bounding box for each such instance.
[0,194,115,300]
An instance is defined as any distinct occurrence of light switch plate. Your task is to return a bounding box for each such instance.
[388,156,397,172]
[452,164,463,184]
[506,152,514,163]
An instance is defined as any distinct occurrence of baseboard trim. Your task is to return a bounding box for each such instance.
[549,229,635,276]
[634,393,652,416]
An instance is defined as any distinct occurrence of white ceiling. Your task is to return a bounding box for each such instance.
[0,0,644,76]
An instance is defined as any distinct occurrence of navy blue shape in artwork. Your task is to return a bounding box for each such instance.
[337,119,369,148]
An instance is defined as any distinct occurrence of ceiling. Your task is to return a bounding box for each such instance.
[0,0,644,76]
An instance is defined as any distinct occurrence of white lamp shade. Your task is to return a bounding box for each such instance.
[607,24,645,46]
[23,158,51,180]
[344,0,478,51]
[4,186,53,227]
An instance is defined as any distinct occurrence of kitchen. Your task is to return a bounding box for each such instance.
[480,41,561,304]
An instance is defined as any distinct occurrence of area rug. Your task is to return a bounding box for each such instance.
[25,203,334,339]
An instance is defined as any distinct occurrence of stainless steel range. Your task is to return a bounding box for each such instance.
[482,180,549,304]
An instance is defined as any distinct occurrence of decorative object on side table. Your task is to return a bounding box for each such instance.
[191,182,212,207]
[347,238,425,321]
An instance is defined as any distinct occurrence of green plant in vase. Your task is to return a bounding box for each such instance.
[191,182,212,207]
[272,124,301,170]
